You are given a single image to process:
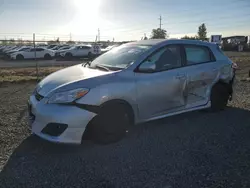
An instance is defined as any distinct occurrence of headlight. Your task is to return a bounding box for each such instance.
[48,88,89,104]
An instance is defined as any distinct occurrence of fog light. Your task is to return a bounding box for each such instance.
[41,123,68,137]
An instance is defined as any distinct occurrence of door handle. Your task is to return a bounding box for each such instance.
[176,74,186,79]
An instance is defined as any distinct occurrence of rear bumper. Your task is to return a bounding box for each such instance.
[28,95,97,144]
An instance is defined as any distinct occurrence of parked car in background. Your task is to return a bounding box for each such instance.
[50,46,62,51]
[47,44,58,49]
[10,47,55,60]
[101,44,120,54]
[5,46,32,59]
[59,45,101,59]
[2,46,17,53]
[55,46,72,57]
[28,39,236,145]
[6,46,32,54]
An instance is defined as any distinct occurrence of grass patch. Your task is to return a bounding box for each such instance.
[0,67,63,83]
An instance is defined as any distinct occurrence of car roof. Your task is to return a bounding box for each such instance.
[127,39,216,47]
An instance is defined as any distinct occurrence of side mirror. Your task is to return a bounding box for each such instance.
[138,61,156,72]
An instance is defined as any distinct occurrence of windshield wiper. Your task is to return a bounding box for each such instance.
[95,64,110,71]
[83,61,92,67]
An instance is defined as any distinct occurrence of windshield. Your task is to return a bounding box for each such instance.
[90,44,152,69]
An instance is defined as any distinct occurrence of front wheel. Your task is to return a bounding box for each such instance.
[90,105,130,144]
[210,83,229,112]
[65,53,73,60]
[88,52,93,59]
[16,54,24,60]
[44,54,52,60]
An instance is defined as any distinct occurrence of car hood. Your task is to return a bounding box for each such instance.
[37,64,113,96]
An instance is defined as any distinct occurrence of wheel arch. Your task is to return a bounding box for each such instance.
[100,99,135,125]
[212,79,232,96]
[82,98,135,142]
[16,54,24,59]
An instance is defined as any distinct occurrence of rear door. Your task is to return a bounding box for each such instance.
[135,45,188,119]
[183,44,218,107]
[75,46,90,57]
[82,46,91,56]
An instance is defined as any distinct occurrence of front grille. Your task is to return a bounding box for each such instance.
[35,91,44,101]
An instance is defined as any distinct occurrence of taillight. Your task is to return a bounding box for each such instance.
[232,62,238,70]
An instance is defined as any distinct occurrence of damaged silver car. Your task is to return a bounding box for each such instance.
[28,39,236,144]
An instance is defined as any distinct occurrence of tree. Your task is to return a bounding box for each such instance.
[66,40,75,44]
[197,23,207,41]
[9,38,15,44]
[151,28,167,39]
[47,40,55,45]
[181,35,198,40]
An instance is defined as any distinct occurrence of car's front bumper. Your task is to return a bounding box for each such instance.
[28,95,97,144]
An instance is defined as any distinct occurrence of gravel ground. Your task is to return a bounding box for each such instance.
[0,80,250,188]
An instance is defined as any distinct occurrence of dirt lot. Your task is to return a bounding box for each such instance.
[0,52,250,187]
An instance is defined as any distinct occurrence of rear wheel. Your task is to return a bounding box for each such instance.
[16,54,24,60]
[210,83,229,112]
[44,54,52,60]
[90,104,131,144]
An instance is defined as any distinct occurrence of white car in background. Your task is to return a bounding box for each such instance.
[55,46,72,57]
[10,47,55,60]
[2,46,17,53]
[59,45,101,59]
[6,46,32,54]
[101,44,120,54]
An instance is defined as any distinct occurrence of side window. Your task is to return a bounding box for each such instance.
[184,45,212,65]
[36,48,44,52]
[82,46,91,50]
[143,45,182,72]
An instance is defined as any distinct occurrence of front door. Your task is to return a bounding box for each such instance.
[36,48,46,58]
[135,45,187,119]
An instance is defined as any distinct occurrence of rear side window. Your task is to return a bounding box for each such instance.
[35,48,44,51]
[184,45,214,65]
[83,46,91,49]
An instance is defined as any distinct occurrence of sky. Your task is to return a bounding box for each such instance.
[0,0,249,41]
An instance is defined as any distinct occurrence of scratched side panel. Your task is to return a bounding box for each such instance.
[184,62,219,107]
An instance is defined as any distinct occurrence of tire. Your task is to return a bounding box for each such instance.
[210,83,229,112]
[44,54,52,60]
[16,54,24,60]
[65,53,73,60]
[88,52,92,59]
[90,104,131,144]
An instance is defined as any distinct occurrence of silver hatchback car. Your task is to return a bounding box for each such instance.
[28,39,236,144]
